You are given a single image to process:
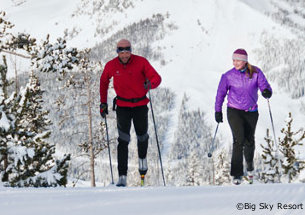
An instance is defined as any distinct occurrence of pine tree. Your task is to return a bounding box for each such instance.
[4,73,70,187]
[214,149,231,185]
[0,11,15,50]
[279,112,305,183]
[0,55,15,182]
[2,13,81,186]
[186,151,204,186]
[1,11,35,58]
[31,34,79,79]
[78,49,100,187]
[172,93,190,160]
[260,129,281,183]
[168,94,216,186]
[255,34,305,99]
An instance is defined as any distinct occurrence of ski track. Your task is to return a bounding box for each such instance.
[0,183,304,215]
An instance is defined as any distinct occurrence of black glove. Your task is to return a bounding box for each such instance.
[100,103,108,118]
[144,80,151,90]
[215,112,223,123]
[262,89,272,99]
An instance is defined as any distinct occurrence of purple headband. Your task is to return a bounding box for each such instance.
[232,49,248,62]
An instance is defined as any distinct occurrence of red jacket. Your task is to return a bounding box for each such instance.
[100,54,161,107]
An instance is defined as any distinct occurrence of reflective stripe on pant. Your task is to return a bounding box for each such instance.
[227,107,258,177]
[116,105,149,176]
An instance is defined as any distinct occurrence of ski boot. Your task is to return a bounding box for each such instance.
[233,176,242,185]
[139,158,148,186]
[246,161,254,184]
[247,171,254,184]
[116,175,127,187]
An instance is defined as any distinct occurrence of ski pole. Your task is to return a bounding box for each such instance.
[208,123,219,158]
[104,115,114,184]
[147,85,166,186]
[267,98,281,182]
[267,99,278,152]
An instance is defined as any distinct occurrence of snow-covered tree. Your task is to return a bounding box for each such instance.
[168,94,216,186]
[31,34,79,79]
[170,94,190,160]
[4,73,70,187]
[279,112,305,183]
[70,49,108,187]
[0,55,15,182]
[0,11,14,50]
[214,149,231,185]
[185,151,205,186]
[1,11,36,58]
[0,12,73,186]
[260,129,281,183]
[255,34,305,98]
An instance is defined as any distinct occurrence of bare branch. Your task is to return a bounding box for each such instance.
[0,49,30,59]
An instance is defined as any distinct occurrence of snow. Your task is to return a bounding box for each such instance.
[240,0,275,13]
[8,144,35,166]
[1,0,79,39]
[0,111,11,132]
[0,183,304,215]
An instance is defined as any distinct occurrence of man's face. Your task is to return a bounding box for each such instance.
[118,50,131,64]
[117,40,131,64]
[233,59,247,70]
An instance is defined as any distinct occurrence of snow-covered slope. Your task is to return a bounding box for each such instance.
[0,183,304,215]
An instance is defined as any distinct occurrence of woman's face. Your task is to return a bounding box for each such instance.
[233,59,247,70]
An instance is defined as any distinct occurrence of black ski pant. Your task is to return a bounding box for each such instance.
[116,105,149,176]
[227,107,258,177]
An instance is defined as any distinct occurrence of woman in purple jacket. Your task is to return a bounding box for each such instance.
[215,49,272,185]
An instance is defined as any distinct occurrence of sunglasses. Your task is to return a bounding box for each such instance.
[117,46,132,53]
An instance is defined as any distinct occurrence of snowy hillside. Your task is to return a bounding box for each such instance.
[1,183,305,215]
[1,0,305,187]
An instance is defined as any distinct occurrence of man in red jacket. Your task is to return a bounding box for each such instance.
[100,39,161,186]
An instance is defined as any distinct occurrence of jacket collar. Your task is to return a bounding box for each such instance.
[239,67,247,73]
[232,67,247,73]
[118,54,134,65]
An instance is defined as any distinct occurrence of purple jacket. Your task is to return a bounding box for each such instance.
[215,66,272,112]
